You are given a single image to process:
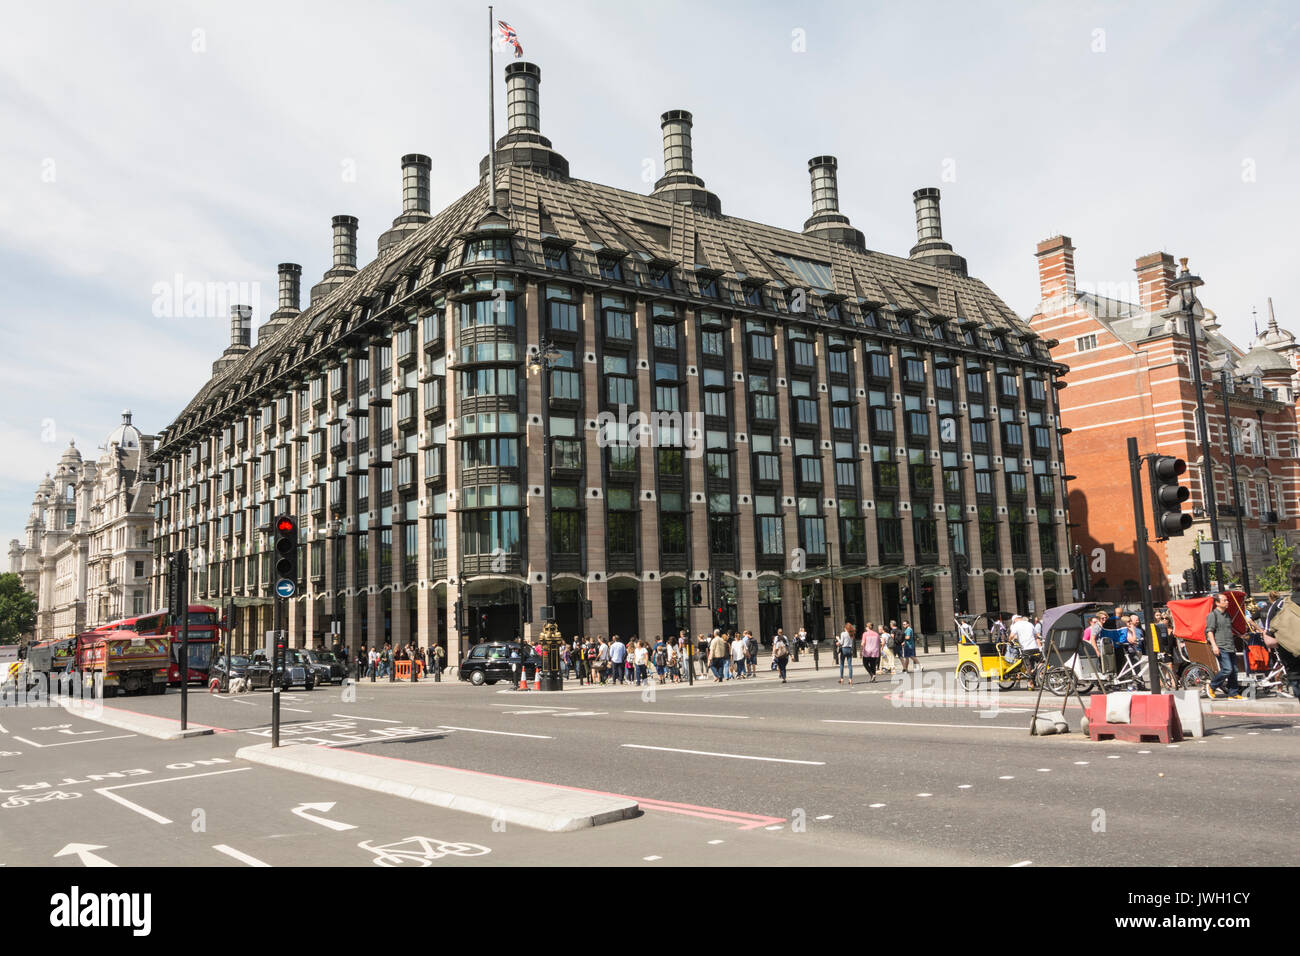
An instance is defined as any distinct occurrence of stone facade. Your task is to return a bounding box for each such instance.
[149,63,1072,663]
[8,413,156,642]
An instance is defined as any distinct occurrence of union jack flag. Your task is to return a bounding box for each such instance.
[497,20,523,58]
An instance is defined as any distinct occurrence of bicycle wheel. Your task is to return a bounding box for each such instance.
[1045,666,1075,697]
[1180,663,1212,695]
[957,663,984,693]
[1157,662,1176,692]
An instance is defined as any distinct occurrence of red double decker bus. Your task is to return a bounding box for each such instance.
[93,604,223,686]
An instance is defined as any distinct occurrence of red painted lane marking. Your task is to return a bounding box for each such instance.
[285,743,786,829]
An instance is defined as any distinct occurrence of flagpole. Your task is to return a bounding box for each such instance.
[487,4,496,211]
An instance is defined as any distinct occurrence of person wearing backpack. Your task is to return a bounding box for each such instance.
[652,638,667,683]
[772,632,791,683]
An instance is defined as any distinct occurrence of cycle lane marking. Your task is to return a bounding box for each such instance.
[96,767,253,824]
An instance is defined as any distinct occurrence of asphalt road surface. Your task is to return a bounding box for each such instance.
[3,663,1296,867]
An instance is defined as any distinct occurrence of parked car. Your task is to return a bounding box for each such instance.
[245,649,315,691]
[208,654,251,687]
[458,642,539,686]
[302,649,346,684]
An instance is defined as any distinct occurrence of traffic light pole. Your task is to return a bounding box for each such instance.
[1128,437,1163,693]
[272,594,281,748]
[1219,367,1251,594]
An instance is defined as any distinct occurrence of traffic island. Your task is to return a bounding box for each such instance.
[57,697,217,739]
[236,742,639,832]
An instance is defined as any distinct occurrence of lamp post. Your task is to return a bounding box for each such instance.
[1171,260,1223,591]
[1219,364,1251,594]
[529,340,563,691]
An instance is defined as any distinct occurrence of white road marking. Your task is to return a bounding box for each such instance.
[437,725,553,739]
[625,711,750,719]
[213,844,271,867]
[552,711,607,717]
[765,825,784,830]
[708,839,725,845]
[621,744,825,765]
[1036,768,1052,773]
[332,714,402,723]
[822,719,1021,731]
[957,785,972,789]
[54,843,115,867]
[815,814,833,819]
[869,803,886,808]
[1138,750,1151,754]
[1106,755,1122,759]
[917,793,933,797]
[998,775,1015,780]
[643,855,663,861]
[1011,860,1033,867]
[1167,744,1179,748]
[12,734,135,749]
[491,703,580,711]
[0,721,7,733]
[282,707,312,714]
[292,802,358,831]
[1074,761,1090,765]
[96,768,253,824]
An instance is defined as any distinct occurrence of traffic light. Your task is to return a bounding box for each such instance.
[900,579,912,606]
[691,583,703,606]
[953,554,969,595]
[454,599,464,632]
[522,585,533,624]
[1149,455,1191,539]
[273,515,299,595]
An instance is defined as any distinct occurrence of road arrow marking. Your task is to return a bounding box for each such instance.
[54,843,115,867]
[291,802,357,831]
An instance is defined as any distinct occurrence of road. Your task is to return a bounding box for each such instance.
[2,660,1296,867]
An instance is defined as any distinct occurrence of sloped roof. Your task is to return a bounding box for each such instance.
[159,165,1046,451]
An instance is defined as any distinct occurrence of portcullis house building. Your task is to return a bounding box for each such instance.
[149,61,1072,658]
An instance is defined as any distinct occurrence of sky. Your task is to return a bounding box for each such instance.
[2,0,1298,548]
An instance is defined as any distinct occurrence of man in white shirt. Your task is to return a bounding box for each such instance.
[730,634,746,679]
[1010,614,1042,676]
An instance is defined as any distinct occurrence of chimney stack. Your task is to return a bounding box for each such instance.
[907,188,966,275]
[1135,251,1177,315]
[332,215,358,272]
[505,61,540,133]
[214,303,253,374]
[230,304,252,348]
[379,155,433,253]
[276,263,302,314]
[650,109,721,215]
[310,216,359,304]
[480,62,569,182]
[1035,235,1076,301]
[801,156,863,250]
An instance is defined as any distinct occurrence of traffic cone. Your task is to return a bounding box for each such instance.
[519,673,529,690]
[533,672,542,691]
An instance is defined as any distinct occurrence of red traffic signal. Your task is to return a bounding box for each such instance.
[276,517,296,533]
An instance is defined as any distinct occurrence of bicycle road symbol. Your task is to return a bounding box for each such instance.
[357,836,491,867]
[1,790,82,809]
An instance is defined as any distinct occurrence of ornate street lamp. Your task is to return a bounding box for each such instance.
[528,340,563,690]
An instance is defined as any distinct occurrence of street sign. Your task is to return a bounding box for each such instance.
[1198,540,1232,564]
[275,579,297,598]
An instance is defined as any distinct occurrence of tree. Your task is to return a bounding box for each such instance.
[0,573,37,644]
[1256,537,1298,594]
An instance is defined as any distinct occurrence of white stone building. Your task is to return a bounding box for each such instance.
[7,412,156,642]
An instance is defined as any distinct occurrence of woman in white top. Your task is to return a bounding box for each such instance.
[837,623,856,685]
[730,635,746,679]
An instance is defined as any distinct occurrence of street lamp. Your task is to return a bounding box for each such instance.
[528,340,563,691]
[1171,259,1224,591]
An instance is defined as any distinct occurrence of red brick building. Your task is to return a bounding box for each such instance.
[1029,236,1300,601]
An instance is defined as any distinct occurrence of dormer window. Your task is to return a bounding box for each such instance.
[544,246,570,271]
[462,237,513,263]
[598,257,623,281]
[698,274,719,298]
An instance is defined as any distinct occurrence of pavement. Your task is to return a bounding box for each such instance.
[4,651,1297,866]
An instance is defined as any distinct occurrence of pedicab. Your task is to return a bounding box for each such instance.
[956,612,1050,692]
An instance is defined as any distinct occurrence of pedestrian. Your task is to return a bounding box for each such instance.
[597,636,610,684]
[745,629,758,676]
[901,619,918,673]
[698,634,710,675]
[1261,572,1300,699]
[433,644,445,682]
[773,631,790,683]
[729,631,745,680]
[709,631,728,682]
[634,640,650,685]
[1204,592,1241,700]
[861,622,881,681]
[609,635,627,684]
[652,636,667,683]
[837,621,855,685]
[367,646,379,681]
[795,625,808,662]
[665,638,679,683]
